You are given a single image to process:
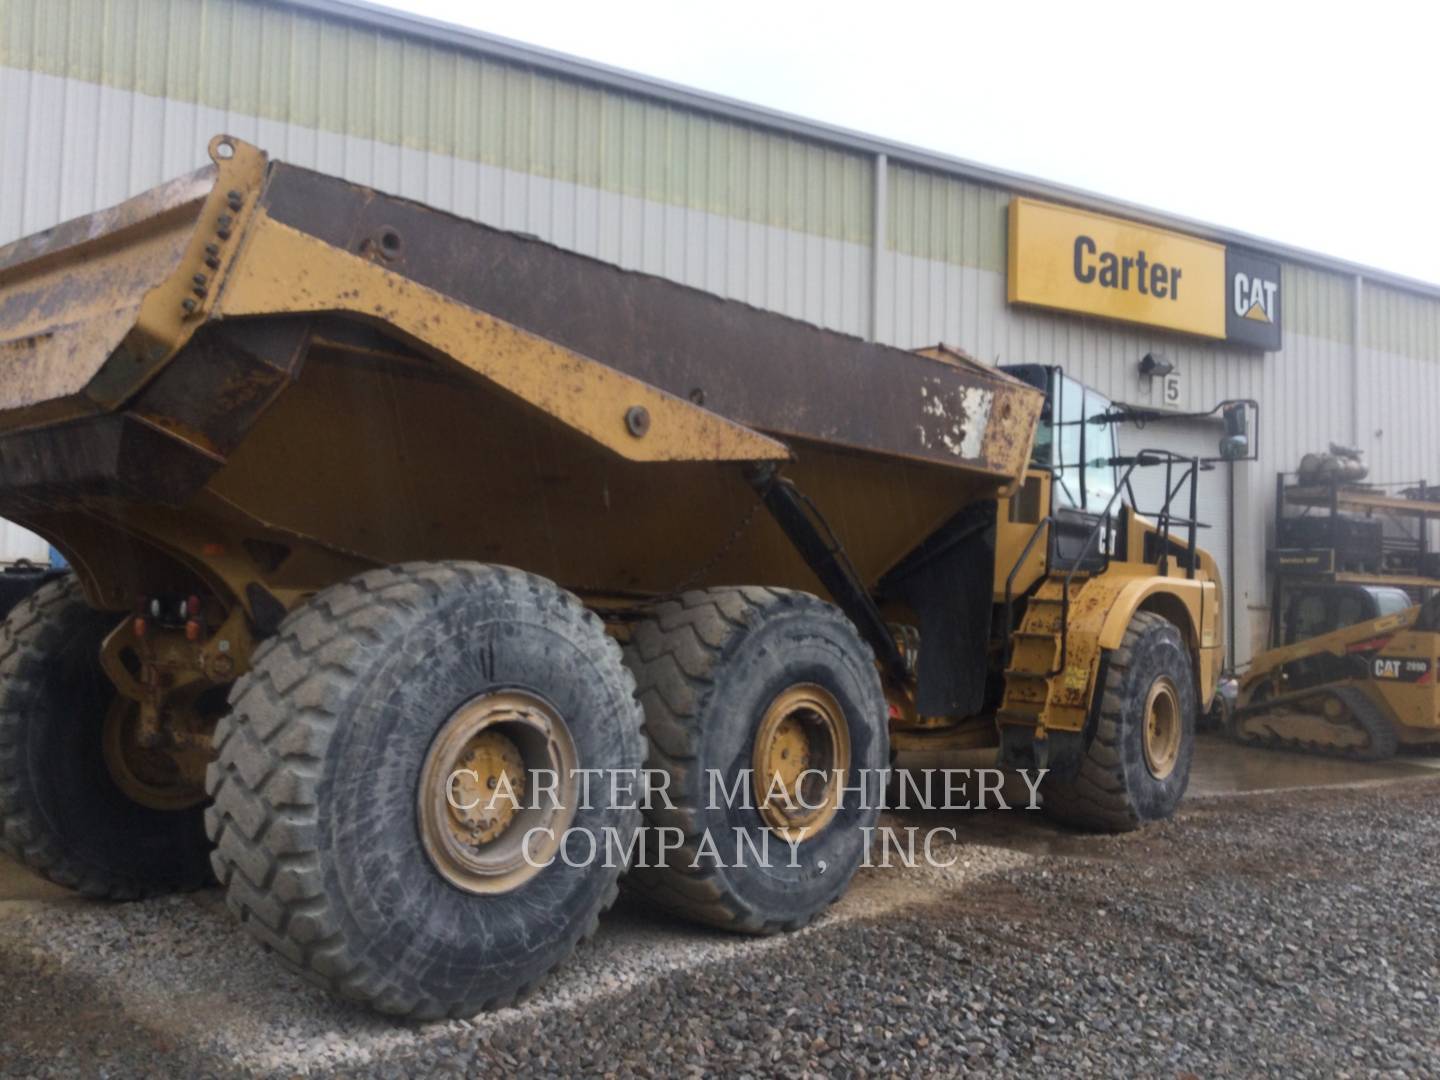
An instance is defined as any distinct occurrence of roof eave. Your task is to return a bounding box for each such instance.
[277,0,1440,300]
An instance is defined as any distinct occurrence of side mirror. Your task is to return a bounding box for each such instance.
[1219,402,1249,460]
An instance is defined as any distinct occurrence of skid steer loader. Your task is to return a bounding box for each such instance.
[1233,584,1440,759]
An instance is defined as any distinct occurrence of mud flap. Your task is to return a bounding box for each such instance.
[878,501,997,716]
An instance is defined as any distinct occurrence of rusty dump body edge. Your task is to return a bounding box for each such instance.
[0,137,1042,613]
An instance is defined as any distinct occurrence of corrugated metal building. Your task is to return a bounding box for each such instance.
[3,0,1439,664]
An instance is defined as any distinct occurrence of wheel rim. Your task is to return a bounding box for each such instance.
[1142,676,1182,780]
[101,699,208,811]
[418,690,578,895]
[751,684,850,843]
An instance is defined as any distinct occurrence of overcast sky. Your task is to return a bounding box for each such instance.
[381,0,1438,285]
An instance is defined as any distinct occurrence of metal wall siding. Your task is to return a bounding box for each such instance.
[1281,263,1353,345]
[1366,283,1440,362]
[886,165,1005,272]
[1,116,872,361]
[1360,347,1440,485]
[0,0,873,247]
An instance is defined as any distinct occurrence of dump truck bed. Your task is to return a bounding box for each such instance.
[0,136,1041,614]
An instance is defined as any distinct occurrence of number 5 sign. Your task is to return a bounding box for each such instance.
[1162,370,1182,407]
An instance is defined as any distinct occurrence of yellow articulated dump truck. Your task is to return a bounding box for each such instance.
[0,137,1243,1017]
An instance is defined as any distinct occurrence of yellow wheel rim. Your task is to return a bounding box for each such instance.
[1142,676,1182,780]
[751,684,850,844]
[418,691,578,895]
[101,699,208,811]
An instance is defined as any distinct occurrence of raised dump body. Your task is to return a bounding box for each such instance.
[0,136,1040,621]
[0,137,1225,1022]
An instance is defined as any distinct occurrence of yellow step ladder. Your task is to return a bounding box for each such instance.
[1000,577,1089,733]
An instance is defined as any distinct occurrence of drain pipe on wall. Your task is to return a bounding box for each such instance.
[868,153,888,344]
[1228,458,1237,670]
[1352,274,1364,447]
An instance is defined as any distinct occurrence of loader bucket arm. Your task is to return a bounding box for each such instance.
[1240,600,1428,697]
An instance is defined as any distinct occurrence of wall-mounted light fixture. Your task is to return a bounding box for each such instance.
[1138,352,1174,377]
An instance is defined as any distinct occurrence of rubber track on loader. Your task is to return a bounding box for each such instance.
[1231,684,1398,761]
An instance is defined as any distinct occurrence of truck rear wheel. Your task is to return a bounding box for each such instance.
[205,562,644,1018]
[0,577,212,898]
[624,588,886,933]
[1042,610,1195,832]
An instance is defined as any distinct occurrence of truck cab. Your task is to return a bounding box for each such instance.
[1001,363,1123,574]
[891,359,1244,831]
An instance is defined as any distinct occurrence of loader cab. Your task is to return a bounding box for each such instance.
[1274,583,1414,690]
[1280,583,1413,647]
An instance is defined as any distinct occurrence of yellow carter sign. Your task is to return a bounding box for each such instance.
[1008,198,1226,338]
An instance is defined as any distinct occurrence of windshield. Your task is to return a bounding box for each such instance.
[1036,372,1118,512]
[1368,587,1415,618]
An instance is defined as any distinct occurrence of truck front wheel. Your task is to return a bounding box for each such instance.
[0,577,212,898]
[1041,610,1196,832]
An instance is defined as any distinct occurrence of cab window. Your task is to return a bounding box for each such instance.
[1370,588,1413,618]
[1046,374,1118,513]
[1332,590,1369,631]
[1287,593,1329,643]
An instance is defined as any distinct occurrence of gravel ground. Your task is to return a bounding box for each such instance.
[4,778,1440,1078]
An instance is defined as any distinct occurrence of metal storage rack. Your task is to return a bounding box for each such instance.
[1267,472,1440,646]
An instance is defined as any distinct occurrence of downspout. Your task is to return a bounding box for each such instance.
[1352,274,1364,446]
[869,153,888,343]
[1227,458,1236,670]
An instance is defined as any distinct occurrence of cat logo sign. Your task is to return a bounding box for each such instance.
[1224,248,1282,350]
[1236,275,1277,324]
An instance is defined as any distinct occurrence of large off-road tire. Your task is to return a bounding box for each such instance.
[0,577,212,898]
[205,562,645,1019]
[1042,609,1196,833]
[624,587,887,933]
